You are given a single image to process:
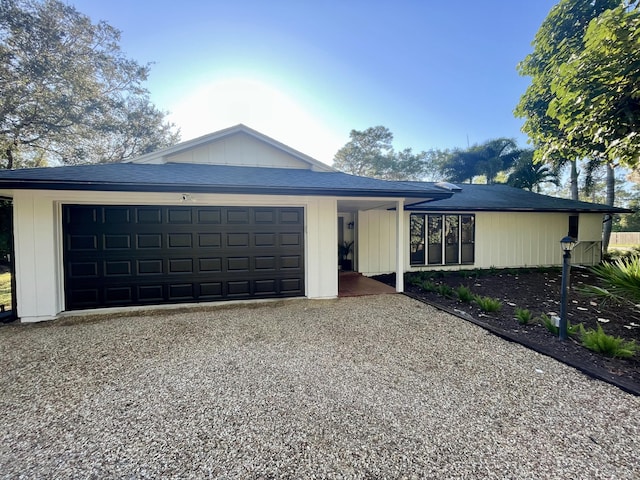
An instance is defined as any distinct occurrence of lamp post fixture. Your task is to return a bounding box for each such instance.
[559,236,576,340]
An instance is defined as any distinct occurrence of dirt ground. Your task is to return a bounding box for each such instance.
[375,267,640,394]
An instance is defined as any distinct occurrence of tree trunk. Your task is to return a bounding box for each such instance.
[602,162,615,253]
[570,160,579,200]
[5,146,14,170]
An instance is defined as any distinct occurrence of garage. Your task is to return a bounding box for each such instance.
[63,205,305,310]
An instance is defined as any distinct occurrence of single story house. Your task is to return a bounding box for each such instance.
[0,125,628,323]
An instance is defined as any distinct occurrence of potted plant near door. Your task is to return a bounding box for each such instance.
[338,241,354,271]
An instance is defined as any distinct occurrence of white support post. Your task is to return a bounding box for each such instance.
[396,199,404,292]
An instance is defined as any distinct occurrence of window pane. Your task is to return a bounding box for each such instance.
[445,215,459,264]
[461,215,475,264]
[410,214,425,265]
[427,215,443,265]
[568,215,579,239]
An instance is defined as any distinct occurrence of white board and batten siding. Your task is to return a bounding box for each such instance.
[166,133,309,169]
[12,189,338,323]
[357,210,604,276]
[473,212,602,268]
[357,210,397,276]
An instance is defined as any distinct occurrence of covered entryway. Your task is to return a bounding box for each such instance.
[338,272,396,297]
[62,205,305,310]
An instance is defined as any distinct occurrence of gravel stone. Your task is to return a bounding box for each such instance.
[1,295,639,479]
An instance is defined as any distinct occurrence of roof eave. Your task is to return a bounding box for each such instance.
[0,180,454,200]
[406,206,632,214]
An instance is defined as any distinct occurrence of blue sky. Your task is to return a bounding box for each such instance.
[68,0,557,165]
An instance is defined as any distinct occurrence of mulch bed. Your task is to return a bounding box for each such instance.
[374,267,640,396]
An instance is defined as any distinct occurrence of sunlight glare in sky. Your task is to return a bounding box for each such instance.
[167,78,346,165]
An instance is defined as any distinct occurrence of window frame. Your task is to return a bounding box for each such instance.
[410,213,475,266]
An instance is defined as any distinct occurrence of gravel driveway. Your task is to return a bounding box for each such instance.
[1,295,639,479]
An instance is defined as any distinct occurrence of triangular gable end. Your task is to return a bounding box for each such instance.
[125,124,334,172]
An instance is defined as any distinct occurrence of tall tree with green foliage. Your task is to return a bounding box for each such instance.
[333,126,431,180]
[515,0,620,201]
[516,0,639,250]
[0,0,179,168]
[547,3,640,170]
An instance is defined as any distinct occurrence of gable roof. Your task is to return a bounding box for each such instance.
[0,162,453,202]
[406,183,631,214]
[126,124,335,172]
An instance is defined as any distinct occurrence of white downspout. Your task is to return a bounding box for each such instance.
[396,199,404,292]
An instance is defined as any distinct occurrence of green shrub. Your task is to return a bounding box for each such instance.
[581,324,637,358]
[435,284,455,298]
[473,295,502,312]
[538,314,583,337]
[459,270,479,280]
[582,256,640,305]
[455,285,474,302]
[421,280,437,293]
[539,314,559,335]
[515,308,533,325]
[406,271,436,286]
[603,247,640,262]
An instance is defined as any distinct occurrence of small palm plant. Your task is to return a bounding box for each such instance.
[581,256,640,305]
[515,308,533,325]
[580,324,637,358]
[473,295,502,313]
[455,285,474,303]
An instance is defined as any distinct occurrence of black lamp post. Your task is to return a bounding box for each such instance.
[559,236,576,340]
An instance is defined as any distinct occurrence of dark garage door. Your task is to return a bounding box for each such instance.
[63,205,305,310]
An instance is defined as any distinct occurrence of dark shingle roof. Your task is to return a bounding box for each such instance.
[406,183,630,213]
[0,163,453,200]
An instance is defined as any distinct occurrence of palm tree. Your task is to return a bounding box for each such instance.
[440,138,519,184]
[507,150,559,192]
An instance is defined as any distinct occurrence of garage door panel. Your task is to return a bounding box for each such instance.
[104,260,132,276]
[168,208,192,224]
[200,282,223,298]
[137,234,162,249]
[228,280,250,295]
[136,207,162,224]
[139,285,164,302]
[104,207,131,224]
[198,233,221,248]
[199,257,222,272]
[281,278,303,294]
[69,262,98,278]
[197,208,222,224]
[68,234,98,251]
[63,205,305,310]
[168,258,193,274]
[168,233,192,248]
[105,286,133,304]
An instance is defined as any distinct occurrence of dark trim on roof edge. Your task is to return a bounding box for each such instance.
[406,206,631,214]
[0,180,454,200]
